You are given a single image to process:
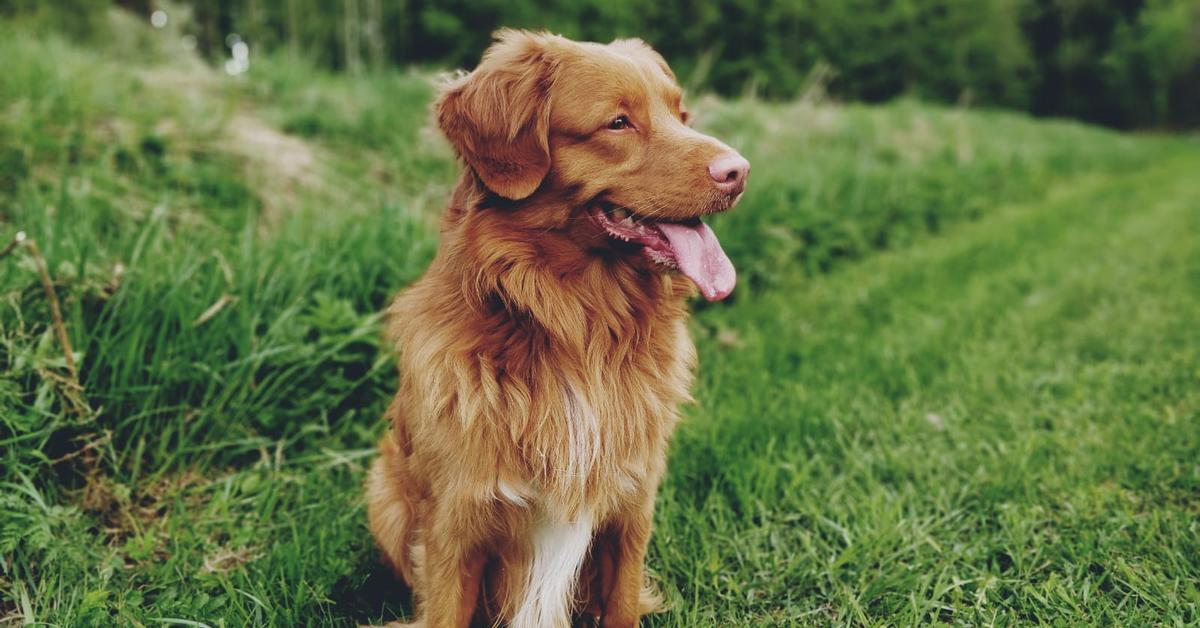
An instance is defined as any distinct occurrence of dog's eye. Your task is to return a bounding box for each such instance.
[607,115,632,131]
[680,111,691,124]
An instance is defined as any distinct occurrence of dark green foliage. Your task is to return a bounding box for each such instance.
[1023,0,1200,128]
[11,0,1196,128]
[0,0,109,40]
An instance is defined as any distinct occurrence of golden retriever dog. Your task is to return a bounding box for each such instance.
[366,29,749,628]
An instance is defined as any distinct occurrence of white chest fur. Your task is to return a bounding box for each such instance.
[507,385,602,627]
[511,508,595,628]
[561,384,600,483]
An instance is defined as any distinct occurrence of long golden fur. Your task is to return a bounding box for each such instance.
[366,29,749,628]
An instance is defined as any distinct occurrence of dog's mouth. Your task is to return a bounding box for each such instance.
[589,203,736,301]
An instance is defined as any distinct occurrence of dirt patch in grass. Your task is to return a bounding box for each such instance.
[77,466,209,546]
[224,113,319,228]
[202,546,262,574]
[138,63,322,228]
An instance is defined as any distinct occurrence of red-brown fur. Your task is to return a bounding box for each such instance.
[366,30,747,627]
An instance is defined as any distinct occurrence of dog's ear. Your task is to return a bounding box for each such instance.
[437,30,558,200]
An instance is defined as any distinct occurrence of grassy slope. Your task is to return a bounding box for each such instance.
[2,20,1198,626]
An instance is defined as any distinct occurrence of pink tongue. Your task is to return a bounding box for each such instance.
[656,221,736,301]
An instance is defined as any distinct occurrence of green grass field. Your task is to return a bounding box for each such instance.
[2,18,1198,626]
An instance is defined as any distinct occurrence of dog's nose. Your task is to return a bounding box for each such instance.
[708,152,750,195]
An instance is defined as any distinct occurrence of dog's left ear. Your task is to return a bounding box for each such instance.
[437,30,558,200]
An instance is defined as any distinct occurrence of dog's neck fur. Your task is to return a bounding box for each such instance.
[441,172,693,359]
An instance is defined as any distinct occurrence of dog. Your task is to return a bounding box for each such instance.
[366,29,749,628]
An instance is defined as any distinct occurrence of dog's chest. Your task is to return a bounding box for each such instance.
[528,346,692,510]
[501,381,657,507]
[477,309,697,516]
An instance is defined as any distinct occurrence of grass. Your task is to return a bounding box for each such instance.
[2,15,1198,626]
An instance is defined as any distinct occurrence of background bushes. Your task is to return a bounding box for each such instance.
[7,0,1194,129]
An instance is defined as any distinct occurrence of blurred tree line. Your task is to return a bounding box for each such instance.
[2,0,1197,128]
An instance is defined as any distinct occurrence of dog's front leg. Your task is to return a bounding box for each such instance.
[413,497,487,628]
[599,497,656,628]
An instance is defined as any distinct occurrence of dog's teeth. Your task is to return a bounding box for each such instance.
[611,208,628,221]
[620,217,634,227]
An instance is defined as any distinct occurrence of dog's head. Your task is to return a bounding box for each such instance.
[437,30,748,301]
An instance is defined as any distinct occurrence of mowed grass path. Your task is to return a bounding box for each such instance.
[663,150,1200,625]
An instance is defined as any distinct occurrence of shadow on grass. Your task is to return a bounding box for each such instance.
[328,552,413,626]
